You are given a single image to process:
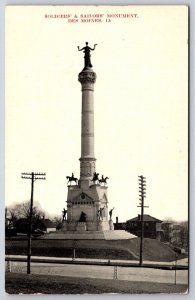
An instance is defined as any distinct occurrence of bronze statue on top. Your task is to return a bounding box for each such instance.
[78,42,97,69]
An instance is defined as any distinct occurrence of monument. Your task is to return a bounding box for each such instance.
[56,43,135,240]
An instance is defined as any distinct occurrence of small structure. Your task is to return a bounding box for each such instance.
[126,214,163,240]
[39,217,56,233]
[114,216,126,230]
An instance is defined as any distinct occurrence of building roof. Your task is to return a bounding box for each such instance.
[42,219,56,228]
[127,214,162,223]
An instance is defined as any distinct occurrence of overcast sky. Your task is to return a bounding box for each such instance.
[6,5,188,222]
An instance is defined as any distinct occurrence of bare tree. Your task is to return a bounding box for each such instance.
[161,218,174,243]
[50,215,63,230]
[8,200,45,219]
[162,218,188,252]
[6,200,46,233]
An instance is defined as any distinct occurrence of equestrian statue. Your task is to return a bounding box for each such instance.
[66,173,78,186]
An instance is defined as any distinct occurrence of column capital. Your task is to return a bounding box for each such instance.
[78,69,97,84]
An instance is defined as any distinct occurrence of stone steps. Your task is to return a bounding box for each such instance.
[42,230,136,240]
[104,230,136,240]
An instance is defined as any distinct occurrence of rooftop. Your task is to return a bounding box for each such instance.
[127,214,162,223]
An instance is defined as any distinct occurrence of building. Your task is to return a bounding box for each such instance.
[38,217,56,233]
[114,216,126,230]
[126,214,163,240]
[39,217,56,233]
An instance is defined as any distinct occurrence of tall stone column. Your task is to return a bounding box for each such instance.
[78,68,96,184]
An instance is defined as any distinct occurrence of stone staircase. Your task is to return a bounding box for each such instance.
[42,230,136,240]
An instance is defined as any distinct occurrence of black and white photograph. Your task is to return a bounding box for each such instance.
[5,5,188,294]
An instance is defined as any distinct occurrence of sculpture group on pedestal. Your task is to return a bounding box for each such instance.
[92,172,109,186]
[66,173,78,186]
[62,208,67,221]
[97,206,105,220]
[109,207,115,220]
[61,205,115,223]
[66,171,109,186]
[79,211,87,222]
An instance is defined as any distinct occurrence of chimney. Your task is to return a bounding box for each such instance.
[138,214,141,221]
[116,216,118,224]
[42,215,45,220]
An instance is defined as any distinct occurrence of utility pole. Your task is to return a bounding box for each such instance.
[137,175,149,266]
[21,172,46,274]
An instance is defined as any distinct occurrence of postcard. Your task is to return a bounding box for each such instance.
[5,5,188,294]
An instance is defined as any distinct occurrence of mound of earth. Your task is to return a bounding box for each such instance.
[6,236,177,262]
[60,238,176,262]
[125,238,177,262]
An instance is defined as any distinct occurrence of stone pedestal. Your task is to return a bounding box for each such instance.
[97,220,110,231]
[61,221,68,231]
[76,222,87,231]
[68,222,77,231]
[109,220,114,231]
[66,183,110,232]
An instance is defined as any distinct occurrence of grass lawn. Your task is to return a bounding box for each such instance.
[5,272,188,294]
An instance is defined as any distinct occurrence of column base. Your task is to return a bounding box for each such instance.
[61,221,68,231]
[76,222,87,231]
[109,220,114,231]
[97,220,110,231]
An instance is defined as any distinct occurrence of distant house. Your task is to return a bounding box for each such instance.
[114,222,126,230]
[126,214,163,241]
[39,217,56,233]
[114,216,126,230]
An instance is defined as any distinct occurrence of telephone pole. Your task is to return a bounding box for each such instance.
[21,172,46,274]
[137,175,149,266]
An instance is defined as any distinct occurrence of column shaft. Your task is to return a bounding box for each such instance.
[78,69,97,180]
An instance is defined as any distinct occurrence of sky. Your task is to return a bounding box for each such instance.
[5,5,188,222]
